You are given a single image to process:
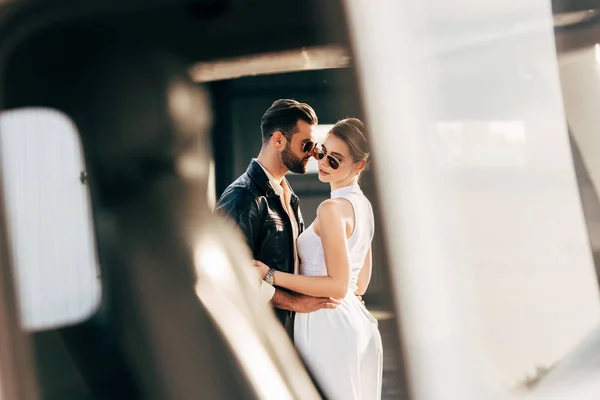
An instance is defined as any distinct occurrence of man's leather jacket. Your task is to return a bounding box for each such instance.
[215,159,304,325]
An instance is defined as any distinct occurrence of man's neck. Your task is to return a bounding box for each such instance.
[256,152,287,183]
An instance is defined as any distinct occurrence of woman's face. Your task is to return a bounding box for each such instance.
[316,134,358,183]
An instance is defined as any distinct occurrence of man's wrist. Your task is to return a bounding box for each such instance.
[270,288,301,312]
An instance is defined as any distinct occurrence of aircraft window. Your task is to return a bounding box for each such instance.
[209,66,406,397]
[0,108,101,331]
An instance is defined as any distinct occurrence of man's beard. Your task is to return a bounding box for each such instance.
[281,143,307,174]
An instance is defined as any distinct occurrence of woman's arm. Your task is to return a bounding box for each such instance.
[355,247,372,296]
[254,199,351,299]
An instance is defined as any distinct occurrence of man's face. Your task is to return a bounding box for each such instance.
[281,119,316,174]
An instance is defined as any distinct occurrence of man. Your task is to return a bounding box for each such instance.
[215,99,340,332]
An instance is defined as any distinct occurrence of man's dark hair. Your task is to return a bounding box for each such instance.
[260,99,318,144]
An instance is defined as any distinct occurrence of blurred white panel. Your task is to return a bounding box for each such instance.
[346,0,600,397]
[0,108,101,331]
[438,23,600,388]
[305,124,333,174]
[435,121,527,167]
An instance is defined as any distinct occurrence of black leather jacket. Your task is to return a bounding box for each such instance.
[215,160,304,325]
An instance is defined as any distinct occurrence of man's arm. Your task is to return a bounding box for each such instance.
[216,188,337,310]
[270,287,340,313]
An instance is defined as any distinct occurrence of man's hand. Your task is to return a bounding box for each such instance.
[294,294,341,313]
[271,289,341,313]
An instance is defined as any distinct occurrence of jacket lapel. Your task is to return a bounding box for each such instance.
[246,159,278,198]
[289,187,304,233]
[246,159,304,233]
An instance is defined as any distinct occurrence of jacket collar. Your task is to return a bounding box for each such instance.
[246,159,298,203]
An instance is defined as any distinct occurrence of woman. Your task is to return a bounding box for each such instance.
[254,118,383,400]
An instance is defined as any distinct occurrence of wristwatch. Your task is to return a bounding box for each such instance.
[264,268,275,285]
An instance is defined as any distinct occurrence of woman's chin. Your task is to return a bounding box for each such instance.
[317,174,330,183]
[318,170,332,182]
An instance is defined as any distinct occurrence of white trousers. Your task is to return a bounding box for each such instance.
[294,296,383,400]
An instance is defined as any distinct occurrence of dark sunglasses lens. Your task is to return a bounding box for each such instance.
[303,141,314,153]
[315,149,325,160]
[329,156,340,170]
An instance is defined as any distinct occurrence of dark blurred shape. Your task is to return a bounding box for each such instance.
[188,0,230,19]
[552,0,600,14]
[554,9,600,29]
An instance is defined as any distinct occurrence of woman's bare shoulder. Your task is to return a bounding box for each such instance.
[317,198,353,219]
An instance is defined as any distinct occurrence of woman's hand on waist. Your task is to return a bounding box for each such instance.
[252,259,270,279]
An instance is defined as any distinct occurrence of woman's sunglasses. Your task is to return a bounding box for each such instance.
[314,146,341,170]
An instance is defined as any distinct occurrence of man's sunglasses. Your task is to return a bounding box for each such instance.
[314,146,341,170]
[302,140,316,153]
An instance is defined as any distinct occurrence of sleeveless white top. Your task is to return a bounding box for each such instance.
[297,185,374,295]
